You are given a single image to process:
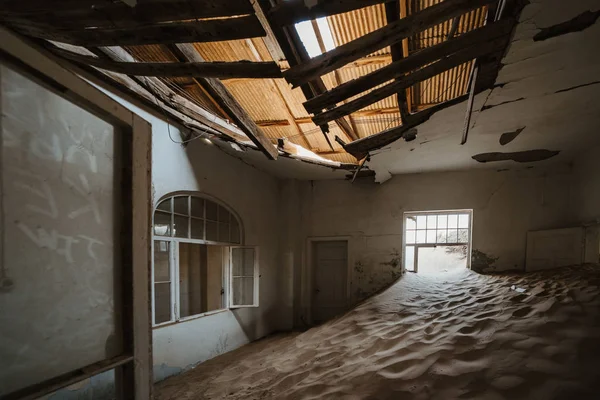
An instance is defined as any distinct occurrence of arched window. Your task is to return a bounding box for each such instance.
[154,194,242,244]
[152,193,257,327]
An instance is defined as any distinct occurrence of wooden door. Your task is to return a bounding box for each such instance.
[311,240,348,324]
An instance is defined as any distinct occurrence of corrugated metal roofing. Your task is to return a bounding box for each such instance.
[111,1,489,165]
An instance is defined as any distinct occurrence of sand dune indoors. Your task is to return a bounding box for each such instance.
[155,265,600,400]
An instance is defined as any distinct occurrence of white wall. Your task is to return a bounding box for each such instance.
[93,89,287,382]
[282,165,578,325]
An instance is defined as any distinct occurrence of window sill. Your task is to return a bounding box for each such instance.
[153,308,230,329]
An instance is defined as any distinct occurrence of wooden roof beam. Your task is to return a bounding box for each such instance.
[0,0,255,30]
[312,35,506,126]
[303,19,513,114]
[344,95,469,159]
[256,0,353,148]
[11,15,266,47]
[167,43,278,160]
[399,0,412,113]
[284,0,497,87]
[270,0,394,26]
[51,47,282,79]
[311,20,360,142]
[244,38,312,149]
[385,0,409,121]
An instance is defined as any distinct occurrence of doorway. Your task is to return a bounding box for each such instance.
[310,240,348,324]
[403,210,472,274]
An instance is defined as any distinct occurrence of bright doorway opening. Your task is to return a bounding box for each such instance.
[403,210,473,275]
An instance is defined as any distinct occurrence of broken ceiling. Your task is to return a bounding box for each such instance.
[1,0,596,181]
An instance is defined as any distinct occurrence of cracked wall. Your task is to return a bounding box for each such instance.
[283,163,577,326]
[368,0,600,180]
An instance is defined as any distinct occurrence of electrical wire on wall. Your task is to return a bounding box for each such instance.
[140,76,217,145]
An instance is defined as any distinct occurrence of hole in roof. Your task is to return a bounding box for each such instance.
[295,17,335,58]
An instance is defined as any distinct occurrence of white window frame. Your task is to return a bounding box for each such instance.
[229,246,260,308]
[151,193,259,327]
[402,209,473,273]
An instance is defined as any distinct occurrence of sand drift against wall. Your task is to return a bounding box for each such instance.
[156,265,600,400]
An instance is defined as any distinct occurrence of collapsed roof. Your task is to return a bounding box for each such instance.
[2,0,598,180]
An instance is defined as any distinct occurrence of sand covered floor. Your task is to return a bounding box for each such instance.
[155,265,600,400]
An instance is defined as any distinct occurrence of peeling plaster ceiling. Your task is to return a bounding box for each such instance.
[367,0,600,182]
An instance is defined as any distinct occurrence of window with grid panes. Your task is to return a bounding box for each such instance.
[152,194,257,325]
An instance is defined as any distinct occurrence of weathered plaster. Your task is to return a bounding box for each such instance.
[368,0,600,180]
[282,163,579,325]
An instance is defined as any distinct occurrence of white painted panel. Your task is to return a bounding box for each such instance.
[0,65,121,395]
[312,241,348,323]
[526,227,584,271]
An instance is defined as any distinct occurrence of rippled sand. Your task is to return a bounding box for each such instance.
[155,265,600,400]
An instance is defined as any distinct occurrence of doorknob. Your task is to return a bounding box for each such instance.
[315,288,321,294]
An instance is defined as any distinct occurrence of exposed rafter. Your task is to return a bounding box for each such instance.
[269,0,394,26]
[311,20,360,142]
[50,47,282,79]
[256,0,357,147]
[303,19,513,114]
[167,43,279,160]
[0,0,255,29]
[243,38,312,149]
[312,35,506,126]
[11,15,266,47]
[344,95,469,159]
[283,0,497,87]
[385,0,409,121]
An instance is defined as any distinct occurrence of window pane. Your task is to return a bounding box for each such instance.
[231,218,241,244]
[174,196,188,215]
[206,200,218,221]
[458,214,470,229]
[206,220,218,241]
[448,229,458,243]
[156,198,171,212]
[405,229,416,245]
[427,215,437,229]
[190,218,205,240]
[437,230,447,243]
[458,229,469,243]
[173,215,189,238]
[437,215,447,229]
[404,246,415,271]
[154,282,171,324]
[448,214,458,229]
[232,277,254,306]
[416,230,426,244]
[179,243,204,318]
[426,230,436,243]
[218,205,230,223]
[154,211,171,236]
[153,240,170,282]
[416,215,427,229]
[218,222,230,243]
[232,248,255,276]
[406,216,416,230]
[206,246,225,311]
[179,243,225,318]
[191,197,204,218]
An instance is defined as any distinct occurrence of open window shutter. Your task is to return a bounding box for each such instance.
[229,247,259,308]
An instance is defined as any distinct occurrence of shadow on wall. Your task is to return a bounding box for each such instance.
[354,248,404,302]
[231,304,280,341]
[471,249,500,274]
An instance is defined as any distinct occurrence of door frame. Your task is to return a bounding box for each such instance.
[1,28,152,399]
[402,210,473,273]
[305,236,351,325]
